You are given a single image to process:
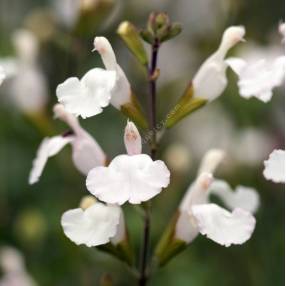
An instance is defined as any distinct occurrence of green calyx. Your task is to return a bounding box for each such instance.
[165,83,207,128]
[98,239,134,267]
[121,94,148,130]
[154,212,187,267]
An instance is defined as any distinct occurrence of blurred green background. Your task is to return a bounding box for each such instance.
[0,0,284,285]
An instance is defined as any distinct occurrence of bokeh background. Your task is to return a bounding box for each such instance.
[0,0,284,285]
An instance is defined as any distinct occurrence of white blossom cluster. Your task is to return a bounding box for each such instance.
[24,23,284,252]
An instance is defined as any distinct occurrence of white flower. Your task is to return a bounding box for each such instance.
[263,149,285,183]
[124,121,142,155]
[176,173,257,246]
[29,104,106,184]
[61,198,122,247]
[226,56,285,102]
[56,68,116,118]
[9,65,48,113]
[93,36,132,109]
[87,154,170,205]
[193,26,245,101]
[1,29,49,114]
[0,66,5,85]
[175,149,258,246]
[0,247,37,286]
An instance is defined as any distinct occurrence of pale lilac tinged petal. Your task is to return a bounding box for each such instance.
[29,136,73,184]
[192,204,256,246]
[86,154,170,205]
[61,203,121,247]
[263,149,285,183]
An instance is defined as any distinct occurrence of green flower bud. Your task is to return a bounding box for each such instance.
[117,21,148,66]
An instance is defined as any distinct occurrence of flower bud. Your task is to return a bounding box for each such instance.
[79,195,97,210]
[124,121,142,155]
[117,21,148,66]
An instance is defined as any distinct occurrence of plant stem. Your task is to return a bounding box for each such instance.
[149,39,159,160]
[138,39,160,286]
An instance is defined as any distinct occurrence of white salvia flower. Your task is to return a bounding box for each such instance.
[124,121,142,155]
[0,247,37,286]
[61,198,122,247]
[87,154,170,205]
[193,26,245,101]
[29,104,106,184]
[56,68,116,118]
[1,29,49,114]
[263,149,285,183]
[175,149,257,246]
[175,173,256,246]
[226,56,285,102]
[93,36,132,109]
[0,66,5,85]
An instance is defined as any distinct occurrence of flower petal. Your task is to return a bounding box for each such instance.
[71,132,106,175]
[227,56,285,102]
[198,149,225,174]
[61,203,120,247]
[210,180,260,213]
[175,210,199,243]
[86,154,170,205]
[192,203,256,247]
[29,136,73,184]
[56,68,116,119]
[263,149,285,183]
